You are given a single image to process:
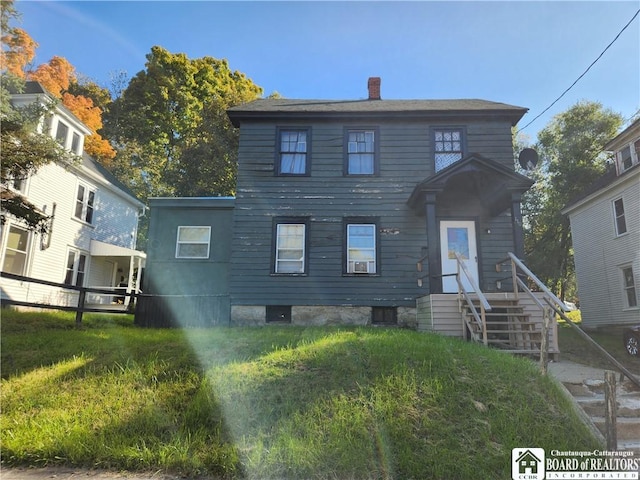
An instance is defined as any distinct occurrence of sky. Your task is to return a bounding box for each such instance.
[14,0,640,140]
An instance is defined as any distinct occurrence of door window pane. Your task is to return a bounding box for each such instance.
[447,227,469,260]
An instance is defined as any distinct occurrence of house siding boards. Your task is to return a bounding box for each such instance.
[566,169,640,327]
[138,198,234,327]
[1,159,143,306]
[2,82,145,308]
[230,115,521,313]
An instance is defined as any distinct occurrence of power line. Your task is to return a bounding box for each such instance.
[517,8,640,133]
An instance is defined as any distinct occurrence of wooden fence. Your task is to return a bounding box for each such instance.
[1,272,134,325]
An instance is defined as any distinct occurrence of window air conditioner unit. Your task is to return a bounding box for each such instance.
[353,261,369,273]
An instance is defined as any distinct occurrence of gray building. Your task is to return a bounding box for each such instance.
[140,78,535,329]
[563,119,640,328]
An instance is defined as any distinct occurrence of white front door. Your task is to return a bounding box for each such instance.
[439,220,479,293]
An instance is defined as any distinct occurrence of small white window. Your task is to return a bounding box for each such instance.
[622,266,638,308]
[74,183,96,224]
[64,249,88,286]
[71,132,81,154]
[176,226,211,259]
[347,224,376,274]
[2,225,31,275]
[616,139,640,174]
[55,121,69,146]
[613,198,627,236]
[5,175,27,194]
[275,223,305,273]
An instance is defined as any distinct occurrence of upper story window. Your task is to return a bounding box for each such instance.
[1,224,31,276]
[71,132,81,154]
[74,183,95,224]
[434,128,465,172]
[55,121,69,146]
[277,129,309,175]
[613,198,627,236]
[346,222,377,274]
[176,226,211,259]
[5,175,27,194]
[345,129,377,175]
[616,138,640,175]
[274,222,306,274]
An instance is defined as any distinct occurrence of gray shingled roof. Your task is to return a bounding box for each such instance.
[81,153,144,206]
[227,98,528,126]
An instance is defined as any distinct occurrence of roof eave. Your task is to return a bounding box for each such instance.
[227,108,528,128]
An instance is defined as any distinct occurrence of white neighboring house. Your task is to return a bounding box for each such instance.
[562,118,640,328]
[1,81,146,308]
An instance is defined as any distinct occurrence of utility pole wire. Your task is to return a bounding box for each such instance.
[517,8,640,134]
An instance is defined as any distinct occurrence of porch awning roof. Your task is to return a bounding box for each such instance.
[90,239,146,259]
[407,154,534,215]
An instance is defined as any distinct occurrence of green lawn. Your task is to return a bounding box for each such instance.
[1,310,600,479]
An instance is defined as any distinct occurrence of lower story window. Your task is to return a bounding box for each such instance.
[347,223,377,274]
[275,223,306,274]
[64,249,88,287]
[2,224,30,275]
[622,266,638,308]
[176,226,211,258]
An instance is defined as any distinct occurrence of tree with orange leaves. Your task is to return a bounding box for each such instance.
[29,56,116,163]
[2,0,116,164]
[0,1,37,78]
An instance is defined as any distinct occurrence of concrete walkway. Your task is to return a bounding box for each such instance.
[548,359,640,454]
[547,359,613,383]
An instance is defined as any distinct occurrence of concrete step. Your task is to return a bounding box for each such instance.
[592,416,640,440]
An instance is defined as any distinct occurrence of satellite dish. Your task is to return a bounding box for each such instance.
[518,148,539,170]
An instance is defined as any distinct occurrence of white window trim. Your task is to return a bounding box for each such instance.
[620,265,638,310]
[5,175,29,195]
[274,223,306,274]
[346,223,377,274]
[1,223,32,276]
[615,138,640,175]
[175,226,211,259]
[73,182,97,225]
[64,248,89,287]
[612,197,627,237]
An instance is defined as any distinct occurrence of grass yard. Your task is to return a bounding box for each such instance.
[1,310,600,479]
[557,316,640,375]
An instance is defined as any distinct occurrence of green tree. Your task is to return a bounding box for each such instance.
[523,101,623,300]
[102,46,263,200]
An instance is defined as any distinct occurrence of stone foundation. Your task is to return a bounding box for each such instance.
[231,304,417,328]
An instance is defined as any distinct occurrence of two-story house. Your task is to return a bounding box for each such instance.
[562,118,640,328]
[141,78,556,346]
[1,82,146,308]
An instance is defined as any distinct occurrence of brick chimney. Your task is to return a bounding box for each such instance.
[368,77,381,100]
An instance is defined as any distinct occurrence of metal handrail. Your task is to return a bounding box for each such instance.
[455,252,491,345]
[507,252,567,312]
